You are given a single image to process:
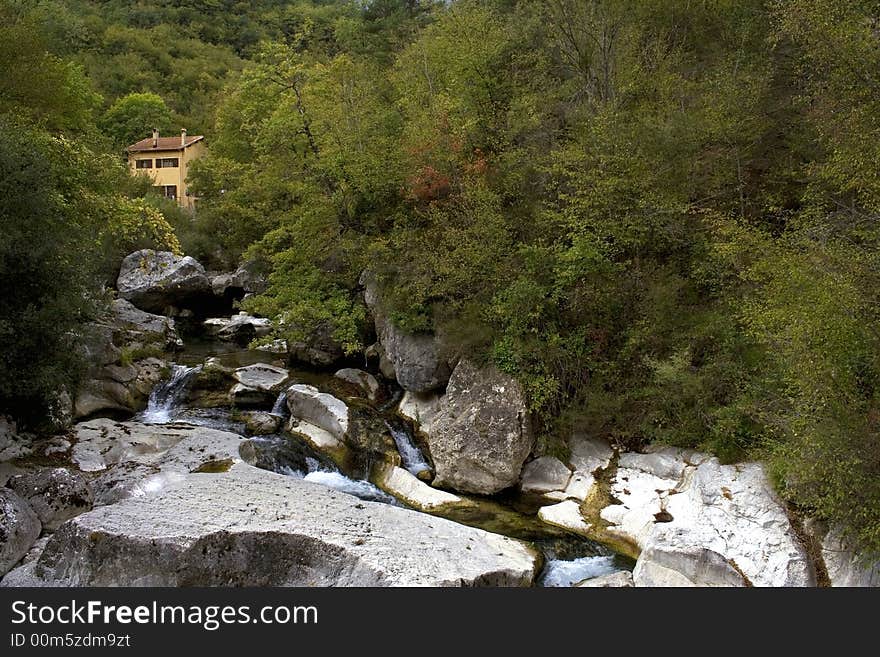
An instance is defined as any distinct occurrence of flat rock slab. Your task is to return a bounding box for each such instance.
[72,419,244,474]
[537,500,592,538]
[233,364,290,392]
[2,466,538,587]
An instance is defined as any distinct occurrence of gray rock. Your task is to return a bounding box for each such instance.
[520,457,572,494]
[0,416,32,462]
[210,263,267,298]
[818,525,880,587]
[229,383,275,407]
[335,368,381,402]
[77,323,120,368]
[0,489,41,575]
[72,308,170,421]
[426,359,534,494]
[111,298,181,349]
[7,468,93,531]
[73,357,166,419]
[285,385,349,440]
[398,391,442,436]
[117,250,211,314]
[71,418,244,475]
[233,364,289,392]
[576,571,634,588]
[19,536,49,566]
[204,315,272,343]
[633,546,748,587]
[2,466,538,587]
[361,272,452,393]
[241,411,282,436]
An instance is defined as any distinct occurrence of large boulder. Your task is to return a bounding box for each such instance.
[7,468,93,531]
[74,357,166,419]
[361,273,453,393]
[228,364,290,407]
[425,359,534,495]
[110,299,181,350]
[596,447,814,587]
[117,250,212,314]
[2,466,539,587]
[0,489,41,575]
[335,368,381,402]
[285,385,349,440]
[73,307,173,421]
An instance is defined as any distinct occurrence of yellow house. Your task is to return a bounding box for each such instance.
[127,129,206,210]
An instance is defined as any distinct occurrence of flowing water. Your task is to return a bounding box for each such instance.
[269,390,289,418]
[137,364,202,424]
[384,418,431,478]
[134,349,632,586]
[540,555,619,587]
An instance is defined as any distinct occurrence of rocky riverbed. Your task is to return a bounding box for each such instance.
[1,249,877,587]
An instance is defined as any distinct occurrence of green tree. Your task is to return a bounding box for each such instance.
[100,92,173,149]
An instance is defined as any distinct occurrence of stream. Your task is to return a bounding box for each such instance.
[128,335,633,587]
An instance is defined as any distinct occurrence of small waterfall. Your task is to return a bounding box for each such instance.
[138,364,201,424]
[270,390,288,418]
[539,556,620,587]
[385,420,431,477]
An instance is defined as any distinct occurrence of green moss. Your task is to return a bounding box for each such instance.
[577,454,642,561]
[119,344,166,367]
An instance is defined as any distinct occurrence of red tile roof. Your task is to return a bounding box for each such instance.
[127,135,205,152]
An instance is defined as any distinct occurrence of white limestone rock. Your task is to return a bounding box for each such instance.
[2,466,538,587]
[374,463,462,512]
[537,500,593,538]
[602,447,814,587]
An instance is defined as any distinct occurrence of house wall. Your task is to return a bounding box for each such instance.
[128,141,206,210]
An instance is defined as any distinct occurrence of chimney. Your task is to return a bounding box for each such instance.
[181,128,187,147]
[152,128,159,148]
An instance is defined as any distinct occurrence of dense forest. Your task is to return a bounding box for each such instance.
[2,0,880,556]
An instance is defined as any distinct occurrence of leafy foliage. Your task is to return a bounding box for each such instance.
[6,0,880,554]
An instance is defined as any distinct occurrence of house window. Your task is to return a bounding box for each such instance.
[155,158,179,168]
[159,185,177,200]
[135,159,152,169]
